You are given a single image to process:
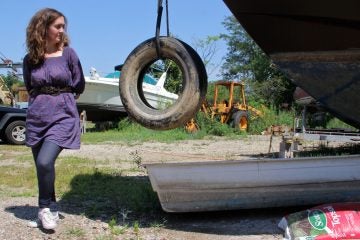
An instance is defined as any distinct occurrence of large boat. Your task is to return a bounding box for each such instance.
[223,0,360,129]
[77,68,178,122]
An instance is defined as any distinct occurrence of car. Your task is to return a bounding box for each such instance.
[0,105,27,145]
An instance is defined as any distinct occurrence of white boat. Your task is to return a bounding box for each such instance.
[145,155,360,212]
[77,68,178,121]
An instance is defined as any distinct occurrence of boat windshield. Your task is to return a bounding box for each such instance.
[105,71,157,85]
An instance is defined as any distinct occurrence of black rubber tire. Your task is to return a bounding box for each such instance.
[119,36,207,130]
[5,120,26,145]
[178,39,208,103]
[232,111,249,131]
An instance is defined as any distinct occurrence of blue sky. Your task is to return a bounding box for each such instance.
[0,1,233,80]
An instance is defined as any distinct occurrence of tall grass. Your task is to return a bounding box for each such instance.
[82,118,195,144]
[81,108,298,143]
[82,116,248,144]
[297,143,360,157]
[248,107,295,134]
[326,117,358,130]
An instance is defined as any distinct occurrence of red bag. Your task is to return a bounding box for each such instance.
[278,202,360,240]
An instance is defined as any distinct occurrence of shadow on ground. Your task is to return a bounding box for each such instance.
[5,172,292,237]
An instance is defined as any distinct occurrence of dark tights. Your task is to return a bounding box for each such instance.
[32,141,62,208]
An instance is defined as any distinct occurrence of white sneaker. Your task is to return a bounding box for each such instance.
[52,211,59,221]
[28,218,41,228]
[28,211,59,228]
[38,208,57,230]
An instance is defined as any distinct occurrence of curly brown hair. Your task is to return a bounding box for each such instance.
[26,8,69,65]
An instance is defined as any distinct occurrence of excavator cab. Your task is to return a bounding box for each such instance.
[210,81,249,130]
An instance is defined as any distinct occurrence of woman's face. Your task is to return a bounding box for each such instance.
[46,16,65,46]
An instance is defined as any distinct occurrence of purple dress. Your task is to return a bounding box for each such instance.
[23,47,85,149]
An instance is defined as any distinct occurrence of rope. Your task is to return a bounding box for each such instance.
[155,0,163,58]
[165,0,169,36]
[155,0,170,58]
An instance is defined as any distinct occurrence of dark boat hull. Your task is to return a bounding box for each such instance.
[76,103,127,122]
[223,0,360,129]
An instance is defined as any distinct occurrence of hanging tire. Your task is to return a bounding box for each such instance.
[232,111,249,131]
[119,36,207,130]
[177,38,208,101]
[5,120,26,145]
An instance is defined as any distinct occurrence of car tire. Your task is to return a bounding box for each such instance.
[5,120,26,145]
[119,36,207,130]
[232,111,249,131]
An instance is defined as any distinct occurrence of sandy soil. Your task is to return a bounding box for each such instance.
[60,135,282,164]
[0,135,296,240]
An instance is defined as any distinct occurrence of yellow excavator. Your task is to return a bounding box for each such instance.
[185,80,262,132]
[0,76,14,106]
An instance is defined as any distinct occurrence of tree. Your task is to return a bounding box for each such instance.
[220,16,295,109]
[0,73,24,94]
[192,36,222,79]
[149,59,183,94]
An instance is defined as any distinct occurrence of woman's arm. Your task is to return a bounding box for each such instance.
[22,55,33,93]
[67,47,85,95]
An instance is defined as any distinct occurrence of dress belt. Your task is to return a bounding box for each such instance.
[30,86,73,96]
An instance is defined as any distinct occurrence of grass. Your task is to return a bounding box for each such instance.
[1,109,358,198]
[0,148,36,197]
[81,116,252,144]
[59,169,160,217]
[65,227,86,238]
[81,123,199,144]
[108,217,128,235]
[85,117,221,144]
[326,117,358,130]
[0,108,358,236]
[248,107,295,134]
[0,145,160,220]
[0,147,163,239]
[296,143,360,157]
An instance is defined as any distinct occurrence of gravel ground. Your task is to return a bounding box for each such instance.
[1,135,294,240]
[0,196,288,240]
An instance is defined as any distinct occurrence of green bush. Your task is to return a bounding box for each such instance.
[248,107,295,134]
[83,103,356,143]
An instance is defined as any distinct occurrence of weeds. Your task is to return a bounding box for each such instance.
[130,150,142,169]
[150,218,167,228]
[133,220,140,237]
[297,143,360,157]
[120,209,132,224]
[108,217,128,236]
[65,227,86,237]
[95,235,115,240]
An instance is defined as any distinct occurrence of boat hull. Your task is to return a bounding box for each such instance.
[274,51,360,128]
[223,0,360,129]
[77,79,126,121]
[76,102,127,122]
[77,77,178,122]
[293,87,315,106]
[146,155,360,212]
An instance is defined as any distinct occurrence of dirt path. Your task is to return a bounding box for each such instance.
[60,135,282,163]
[1,135,292,240]
[1,196,288,240]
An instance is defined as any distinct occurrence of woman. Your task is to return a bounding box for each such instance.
[23,8,85,230]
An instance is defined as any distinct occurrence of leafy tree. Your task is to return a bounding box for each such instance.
[0,73,24,94]
[220,16,296,109]
[149,59,182,94]
[192,36,222,79]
